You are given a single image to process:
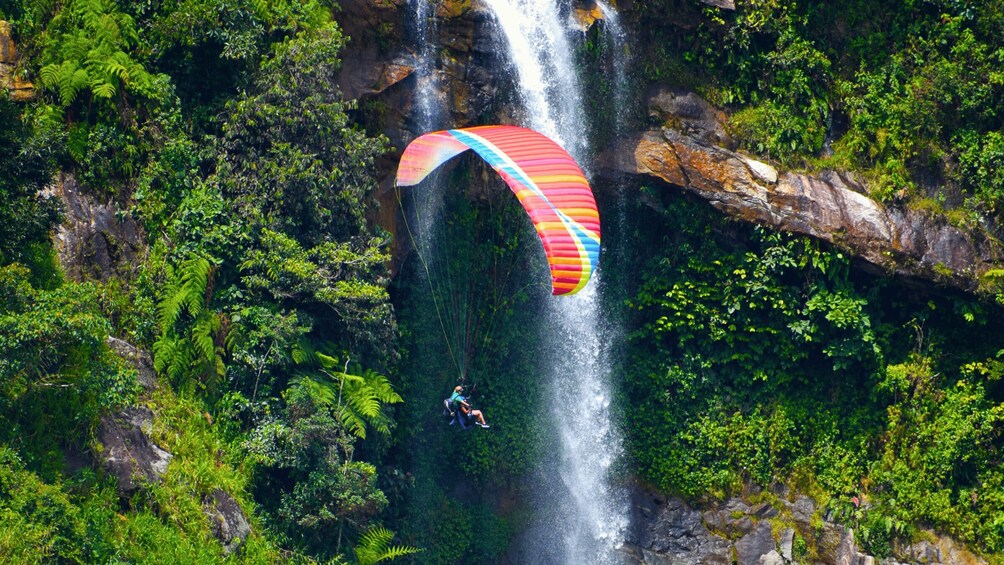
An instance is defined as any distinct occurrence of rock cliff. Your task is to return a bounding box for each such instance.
[328,2,999,563]
[0,21,35,101]
[625,485,986,565]
[599,88,1001,292]
[44,172,147,283]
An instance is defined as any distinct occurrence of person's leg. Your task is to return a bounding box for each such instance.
[473,410,487,426]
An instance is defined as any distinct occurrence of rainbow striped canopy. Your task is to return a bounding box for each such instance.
[396,125,601,296]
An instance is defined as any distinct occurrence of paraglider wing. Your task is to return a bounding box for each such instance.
[396,125,601,296]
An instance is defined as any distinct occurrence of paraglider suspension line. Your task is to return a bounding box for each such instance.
[395,183,467,382]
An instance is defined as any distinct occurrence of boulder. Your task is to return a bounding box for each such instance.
[97,407,172,497]
[734,521,776,565]
[895,533,986,565]
[791,495,815,529]
[648,87,731,147]
[204,488,251,555]
[44,173,146,282]
[779,527,794,561]
[106,337,158,393]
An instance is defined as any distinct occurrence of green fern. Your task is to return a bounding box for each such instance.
[291,343,403,439]
[353,526,421,565]
[154,255,230,392]
[39,0,155,108]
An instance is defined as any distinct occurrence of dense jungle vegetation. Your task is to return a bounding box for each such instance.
[1,0,1004,562]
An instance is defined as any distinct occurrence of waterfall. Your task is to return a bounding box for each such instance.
[596,0,630,132]
[405,0,447,256]
[481,0,629,561]
[483,0,587,160]
[409,0,442,136]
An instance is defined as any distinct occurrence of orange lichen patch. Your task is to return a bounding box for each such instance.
[0,21,15,64]
[437,0,471,19]
[374,63,414,93]
[571,3,605,31]
[0,21,35,101]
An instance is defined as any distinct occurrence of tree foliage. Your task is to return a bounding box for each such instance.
[635,0,1004,223]
[214,24,386,246]
[624,189,1004,555]
[0,98,60,269]
[0,1,412,562]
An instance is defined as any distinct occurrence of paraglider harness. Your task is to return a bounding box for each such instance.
[443,385,478,431]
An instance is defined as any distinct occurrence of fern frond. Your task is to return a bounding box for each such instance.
[90,80,116,99]
[39,63,61,88]
[75,0,102,29]
[291,341,318,367]
[180,256,212,315]
[294,374,338,406]
[157,289,184,334]
[152,334,177,374]
[367,410,392,437]
[68,68,90,102]
[358,526,394,550]
[169,342,195,383]
[373,545,422,563]
[355,526,421,565]
[346,388,381,420]
[315,350,340,370]
[192,317,218,365]
[103,56,129,81]
[338,404,367,439]
[363,371,404,404]
[336,372,365,386]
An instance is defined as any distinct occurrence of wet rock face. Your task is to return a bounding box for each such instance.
[624,493,731,564]
[46,173,146,282]
[98,407,172,497]
[333,0,502,149]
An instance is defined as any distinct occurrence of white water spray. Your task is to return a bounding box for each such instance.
[483,0,588,160]
[406,0,447,248]
[481,0,628,561]
[595,0,632,274]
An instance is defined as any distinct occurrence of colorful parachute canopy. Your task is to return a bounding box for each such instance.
[396,125,601,296]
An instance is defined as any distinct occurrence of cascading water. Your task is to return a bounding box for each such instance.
[408,0,442,136]
[596,1,630,130]
[593,0,632,273]
[401,0,632,558]
[406,0,447,244]
[483,0,587,158]
[481,0,629,561]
